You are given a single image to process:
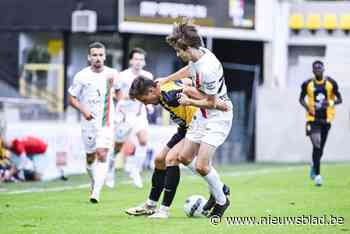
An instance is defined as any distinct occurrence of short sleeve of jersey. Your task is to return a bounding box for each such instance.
[143,71,154,80]
[327,77,340,94]
[68,73,83,98]
[113,70,122,90]
[300,80,308,97]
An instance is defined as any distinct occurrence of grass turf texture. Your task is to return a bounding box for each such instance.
[0,163,349,234]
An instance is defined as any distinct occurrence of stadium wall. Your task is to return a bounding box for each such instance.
[5,122,176,180]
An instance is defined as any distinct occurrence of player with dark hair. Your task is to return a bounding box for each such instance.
[299,60,342,186]
[68,41,120,203]
[125,76,229,218]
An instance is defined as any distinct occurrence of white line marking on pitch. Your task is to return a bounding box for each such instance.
[0,166,304,195]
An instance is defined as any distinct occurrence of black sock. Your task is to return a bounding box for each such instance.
[162,166,180,207]
[312,147,322,175]
[148,168,166,202]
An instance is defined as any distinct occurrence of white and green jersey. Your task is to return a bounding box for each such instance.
[115,68,153,118]
[68,66,118,129]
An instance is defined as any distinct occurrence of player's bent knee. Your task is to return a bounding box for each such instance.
[178,154,192,165]
[195,165,209,176]
[96,149,108,162]
[154,156,166,169]
[86,154,95,165]
[139,139,147,146]
[114,143,123,152]
[166,156,179,167]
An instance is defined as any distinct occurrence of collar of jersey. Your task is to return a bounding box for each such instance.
[314,78,325,85]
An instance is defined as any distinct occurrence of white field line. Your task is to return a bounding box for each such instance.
[0,166,304,195]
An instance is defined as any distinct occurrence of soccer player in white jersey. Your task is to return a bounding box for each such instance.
[109,48,153,188]
[161,18,233,218]
[68,42,119,203]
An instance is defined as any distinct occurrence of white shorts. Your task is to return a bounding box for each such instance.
[114,114,148,143]
[81,127,114,154]
[132,113,149,133]
[186,108,233,148]
[114,121,133,143]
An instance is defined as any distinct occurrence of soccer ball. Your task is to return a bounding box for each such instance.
[184,195,207,217]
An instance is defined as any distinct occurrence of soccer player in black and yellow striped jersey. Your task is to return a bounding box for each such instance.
[299,60,342,186]
[125,76,228,218]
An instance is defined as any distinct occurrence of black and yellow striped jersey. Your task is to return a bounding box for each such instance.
[300,77,340,122]
[159,80,198,129]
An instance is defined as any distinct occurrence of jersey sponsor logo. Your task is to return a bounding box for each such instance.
[204,80,216,91]
[315,93,326,110]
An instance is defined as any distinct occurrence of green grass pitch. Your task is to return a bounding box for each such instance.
[1,163,349,234]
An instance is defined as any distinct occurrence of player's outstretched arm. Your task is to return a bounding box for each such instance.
[182,86,205,100]
[181,86,229,111]
[178,93,229,111]
[163,65,191,83]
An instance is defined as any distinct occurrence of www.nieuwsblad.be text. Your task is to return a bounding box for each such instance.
[209,214,345,226]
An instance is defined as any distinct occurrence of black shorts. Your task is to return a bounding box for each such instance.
[306,121,331,136]
[166,127,187,149]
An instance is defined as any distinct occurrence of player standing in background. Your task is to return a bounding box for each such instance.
[160,18,233,218]
[110,48,153,188]
[68,42,119,203]
[299,60,342,186]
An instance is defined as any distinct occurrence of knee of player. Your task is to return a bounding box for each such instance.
[86,154,95,165]
[195,164,209,176]
[165,156,179,167]
[178,154,191,165]
[96,150,108,162]
[154,156,166,169]
[138,138,148,146]
[114,143,123,152]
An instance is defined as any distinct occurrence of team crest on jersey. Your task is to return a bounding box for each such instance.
[316,93,326,103]
[204,81,216,91]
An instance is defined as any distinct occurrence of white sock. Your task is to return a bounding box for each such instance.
[134,144,147,170]
[159,205,170,212]
[146,199,157,207]
[203,167,226,205]
[186,158,198,175]
[87,161,96,184]
[94,161,108,195]
[107,151,117,174]
[130,168,143,188]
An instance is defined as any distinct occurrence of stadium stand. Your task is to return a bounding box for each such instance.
[289,14,305,30]
[323,14,338,31]
[340,14,350,31]
[306,14,321,31]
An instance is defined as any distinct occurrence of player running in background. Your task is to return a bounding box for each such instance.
[68,42,119,203]
[125,76,229,218]
[160,18,233,218]
[110,48,153,188]
[299,60,342,186]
